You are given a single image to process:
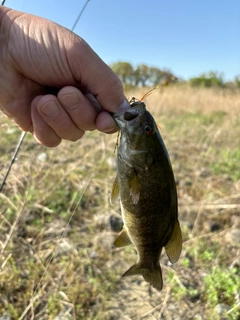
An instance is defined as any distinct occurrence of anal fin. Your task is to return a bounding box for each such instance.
[165,220,182,264]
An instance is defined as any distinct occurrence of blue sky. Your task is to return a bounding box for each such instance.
[4,0,240,81]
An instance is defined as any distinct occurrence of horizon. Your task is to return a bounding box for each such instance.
[4,0,240,81]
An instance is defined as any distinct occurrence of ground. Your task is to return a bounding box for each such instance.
[0,85,239,319]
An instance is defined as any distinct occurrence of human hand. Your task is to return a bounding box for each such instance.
[0,7,129,147]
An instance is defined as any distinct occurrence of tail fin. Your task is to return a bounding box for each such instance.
[122,263,163,291]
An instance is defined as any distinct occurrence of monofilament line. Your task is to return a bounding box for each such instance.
[0,0,27,194]
[0,131,26,192]
[71,0,90,31]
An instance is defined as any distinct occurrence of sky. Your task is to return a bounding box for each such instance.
[4,0,240,81]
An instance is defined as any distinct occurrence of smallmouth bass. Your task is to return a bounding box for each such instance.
[111,98,182,291]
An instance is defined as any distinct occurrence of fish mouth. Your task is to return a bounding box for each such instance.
[113,108,140,123]
[113,101,145,125]
[123,110,139,121]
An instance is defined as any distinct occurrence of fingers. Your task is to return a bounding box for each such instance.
[95,111,119,134]
[31,97,62,147]
[0,8,130,147]
[57,87,100,131]
[31,86,103,147]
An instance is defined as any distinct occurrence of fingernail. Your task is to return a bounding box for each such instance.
[40,101,59,118]
[61,94,79,110]
[118,99,130,112]
[104,126,117,133]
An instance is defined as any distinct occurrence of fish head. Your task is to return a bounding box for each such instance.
[113,99,158,152]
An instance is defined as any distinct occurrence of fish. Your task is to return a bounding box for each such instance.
[111,97,182,291]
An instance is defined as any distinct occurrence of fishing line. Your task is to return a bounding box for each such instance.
[0,131,26,192]
[0,0,21,194]
[71,0,90,31]
[0,0,28,194]
[1,0,93,313]
[0,0,90,192]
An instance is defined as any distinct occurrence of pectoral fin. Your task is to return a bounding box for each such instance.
[110,176,119,204]
[128,174,140,204]
[114,227,132,247]
[165,220,182,263]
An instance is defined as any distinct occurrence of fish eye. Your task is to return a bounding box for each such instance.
[144,125,154,134]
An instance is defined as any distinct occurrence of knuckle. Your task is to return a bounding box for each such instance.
[69,131,85,142]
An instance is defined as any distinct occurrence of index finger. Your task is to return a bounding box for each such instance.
[66,37,130,113]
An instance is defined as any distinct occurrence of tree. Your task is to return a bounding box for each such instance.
[234,76,240,89]
[149,67,164,86]
[109,62,134,86]
[133,64,152,86]
[189,72,224,88]
[109,61,177,87]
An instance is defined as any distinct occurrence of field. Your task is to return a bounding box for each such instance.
[0,85,240,319]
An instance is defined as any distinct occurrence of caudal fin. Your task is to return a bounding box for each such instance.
[122,263,163,291]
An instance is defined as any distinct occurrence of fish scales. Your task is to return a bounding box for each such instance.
[120,160,176,248]
[111,98,182,291]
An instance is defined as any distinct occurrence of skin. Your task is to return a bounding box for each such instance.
[0,7,129,147]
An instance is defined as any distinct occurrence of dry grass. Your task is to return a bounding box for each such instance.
[0,85,239,319]
[130,84,240,114]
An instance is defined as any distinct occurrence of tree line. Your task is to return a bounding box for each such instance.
[109,62,176,87]
[110,61,240,89]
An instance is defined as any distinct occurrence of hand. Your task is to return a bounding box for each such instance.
[0,7,129,147]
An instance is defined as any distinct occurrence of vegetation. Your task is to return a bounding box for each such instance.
[110,61,175,88]
[234,76,240,88]
[189,71,224,88]
[204,267,239,319]
[0,85,240,319]
[110,61,240,91]
[210,147,240,182]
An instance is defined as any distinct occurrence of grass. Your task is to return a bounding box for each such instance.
[204,267,239,316]
[0,85,240,319]
[210,147,240,182]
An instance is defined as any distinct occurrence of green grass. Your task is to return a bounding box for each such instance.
[167,236,240,319]
[204,267,240,320]
[210,147,240,181]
